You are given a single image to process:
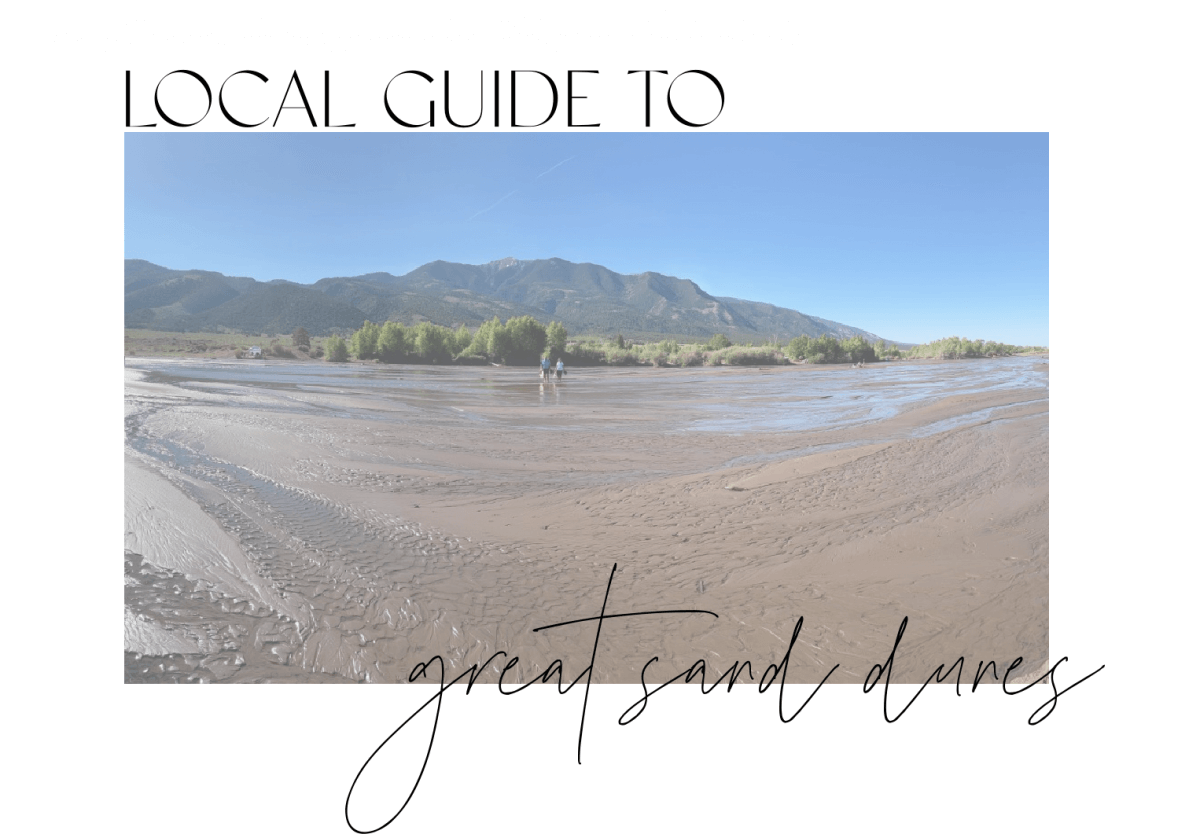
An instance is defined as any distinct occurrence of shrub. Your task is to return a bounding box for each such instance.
[604,347,638,365]
[720,347,785,365]
[565,343,606,365]
[904,336,1021,360]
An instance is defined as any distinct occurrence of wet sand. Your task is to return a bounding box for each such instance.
[124,358,1048,684]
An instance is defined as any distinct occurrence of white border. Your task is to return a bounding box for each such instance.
[12,1,1190,830]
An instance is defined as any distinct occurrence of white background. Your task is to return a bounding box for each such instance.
[8,1,1195,830]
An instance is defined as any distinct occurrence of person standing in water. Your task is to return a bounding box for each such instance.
[555,358,564,381]
[540,355,551,381]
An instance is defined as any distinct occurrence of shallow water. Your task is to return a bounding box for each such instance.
[125,357,1048,684]
[138,356,1046,435]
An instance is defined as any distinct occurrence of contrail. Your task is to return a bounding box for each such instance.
[468,157,573,221]
[536,156,574,179]
[468,188,519,221]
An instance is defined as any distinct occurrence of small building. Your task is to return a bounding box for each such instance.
[248,346,262,357]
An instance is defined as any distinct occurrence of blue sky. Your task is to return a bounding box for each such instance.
[125,133,1048,345]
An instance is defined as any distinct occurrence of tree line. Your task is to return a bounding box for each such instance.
[327,316,568,365]
[903,336,1045,359]
[784,334,884,364]
[318,316,1043,367]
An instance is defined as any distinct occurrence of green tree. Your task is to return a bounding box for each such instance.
[326,335,349,362]
[843,335,875,363]
[467,317,501,358]
[413,321,450,361]
[501,315,548,364]
[451,324,472,357]
[376,321,410,362]
[291,327,310,348]
[350,320,381,359]
[785,335,811,361]
[488,323,513,360]
[706,333,732,351]
[546,321,568,357]
[800,334,843,364]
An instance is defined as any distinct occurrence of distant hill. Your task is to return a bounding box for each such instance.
[124,261,368,334]
[124,257,895,343]
[312,274,548,327]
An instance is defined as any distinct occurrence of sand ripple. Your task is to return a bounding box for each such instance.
[124,359,1048,684]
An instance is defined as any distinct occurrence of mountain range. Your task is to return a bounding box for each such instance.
[125,257,891,344]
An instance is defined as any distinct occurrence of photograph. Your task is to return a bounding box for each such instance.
[124,132,1049,688]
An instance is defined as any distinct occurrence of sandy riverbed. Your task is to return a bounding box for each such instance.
[125,358,1048,684]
